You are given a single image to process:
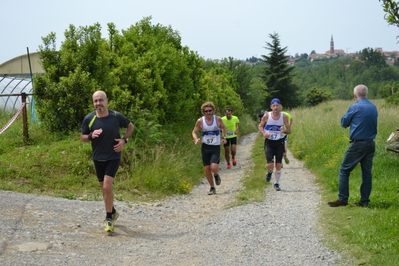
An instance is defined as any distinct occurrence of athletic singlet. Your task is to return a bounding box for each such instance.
[264,112,284,140]
[201,115,221,145]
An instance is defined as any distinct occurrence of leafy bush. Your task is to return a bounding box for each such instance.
[34,18,205,133]
[385,92,399,106]
[306,87,334,106]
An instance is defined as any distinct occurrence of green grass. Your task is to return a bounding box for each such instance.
[288,99,399,265]
[1,103,398,265]
[234,134,266,205]
[0,112,257,202]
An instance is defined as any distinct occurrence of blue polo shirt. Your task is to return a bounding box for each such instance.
[341,98,378,140]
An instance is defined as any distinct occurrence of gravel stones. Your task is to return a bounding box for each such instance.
[0,133,344,265]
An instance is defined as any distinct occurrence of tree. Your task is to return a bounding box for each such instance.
[378,82,399,98]
[34,18,205,133]
[359,47,387,68]
[300,53,308,59]
[247,77,268,114]
[199,67,244,115]
[201,59,244,114]
[219,57,252,110]
[306,87,334,106]
[260,32,300,108]
[380,0,399,27]
[35,24,109,132]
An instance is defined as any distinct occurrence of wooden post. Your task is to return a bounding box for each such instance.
[21,93,29,143]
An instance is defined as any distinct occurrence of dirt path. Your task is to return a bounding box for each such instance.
[0,133,341,266]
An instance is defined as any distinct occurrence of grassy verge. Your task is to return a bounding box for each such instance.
[0,112,257,203]
[234,133,266,204]
[0,115,202,201]
[288,99,399,265]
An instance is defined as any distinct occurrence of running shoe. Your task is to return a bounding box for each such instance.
[227,163,231,169]
[214,174,221,186]
[274,183,281,191]
[232,158,237,166]
[208,187,216,195]
[104,218,114,232]
[265,171,272,182]
[284,156,290,165]
[112,211,119,222]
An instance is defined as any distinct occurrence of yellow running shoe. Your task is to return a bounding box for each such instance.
[104,218,114,232]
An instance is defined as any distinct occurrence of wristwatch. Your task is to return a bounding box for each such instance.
[123,137,129,143]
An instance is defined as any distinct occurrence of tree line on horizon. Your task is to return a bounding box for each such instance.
[33,14,399,139]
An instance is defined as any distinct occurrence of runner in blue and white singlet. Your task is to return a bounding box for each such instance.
[192,102,227,195]
[258,98,291,191]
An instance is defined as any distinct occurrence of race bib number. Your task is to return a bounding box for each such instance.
[203,132,217,144]
[227,130,234,136]
[265,125,282,140]
[268,132,280,140]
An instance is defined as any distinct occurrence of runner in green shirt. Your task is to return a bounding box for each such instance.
[221,108,240,169]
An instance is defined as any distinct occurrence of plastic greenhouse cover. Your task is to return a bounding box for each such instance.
[0,76,33,111]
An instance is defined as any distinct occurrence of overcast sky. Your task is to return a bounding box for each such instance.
[1,0,398,64]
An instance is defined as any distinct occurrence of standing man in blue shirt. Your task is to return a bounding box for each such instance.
[328,84,378,207]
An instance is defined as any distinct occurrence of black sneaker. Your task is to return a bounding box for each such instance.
[214,174,221,186]
[265,171,272,182]
[208,187,216,195]
[273,183,281,191]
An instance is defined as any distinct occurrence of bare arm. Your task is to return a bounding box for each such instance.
[80,133,90,143]
[217,116,227,143]
[258,112,270,139]
[124,122,134,140]
[114,122,135,152]
[218,117,226,137]
[192,118,202,145]
[282,114,291,134]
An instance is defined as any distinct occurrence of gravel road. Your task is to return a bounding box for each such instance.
[0,133,346,265]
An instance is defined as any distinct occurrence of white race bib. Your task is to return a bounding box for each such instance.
[227,130,234,136]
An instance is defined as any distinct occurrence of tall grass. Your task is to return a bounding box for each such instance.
[0,111,257,202]
[289,99,399,265]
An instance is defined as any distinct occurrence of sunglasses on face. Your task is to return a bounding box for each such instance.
[204,109,213,113]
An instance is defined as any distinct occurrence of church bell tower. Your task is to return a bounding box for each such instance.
[330,35,334,54]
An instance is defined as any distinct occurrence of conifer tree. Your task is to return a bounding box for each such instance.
[261,32,300,108]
